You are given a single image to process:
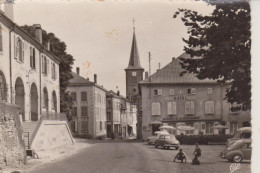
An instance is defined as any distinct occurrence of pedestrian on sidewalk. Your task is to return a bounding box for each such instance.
[192,143,201,165]
[173,148,187,163]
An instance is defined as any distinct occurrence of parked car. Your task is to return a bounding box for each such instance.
[154,134,180,150]
[147,131,169,145]
[227,127,251,147]
[219,139,252,163]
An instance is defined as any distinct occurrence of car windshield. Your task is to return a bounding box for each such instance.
[170,135,176,140]
[164,135,171,139]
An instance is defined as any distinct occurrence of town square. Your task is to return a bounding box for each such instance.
[0,0,258,172]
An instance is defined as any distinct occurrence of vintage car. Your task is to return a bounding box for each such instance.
[154,134,180,150]
[220,139,252,163]
[227,127,251,147]
[147,131,169,145]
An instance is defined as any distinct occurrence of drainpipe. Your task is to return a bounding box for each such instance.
[9,25,14,104]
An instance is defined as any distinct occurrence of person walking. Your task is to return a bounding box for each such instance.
[192,143,201,165]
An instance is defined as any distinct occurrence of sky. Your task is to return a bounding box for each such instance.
[14,0,214,95]
[12,0,260,171]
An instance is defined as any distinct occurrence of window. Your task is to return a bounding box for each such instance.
[100,121,102,130]
[169,89,174,95]
[185,101,195,115]
[51,62,56,80]
[15,37,24,62]
[71,92,77,101]
[151,102,161,115]
[188,88,196,94]
[167,102,177,115]
[107,112,111,121]
[30,47,36,68]
[208,88,213,94]
[154,89,162,96]
[71,107,77,116]
[42,56,49,75]
[81,92,87,101]
[205,101,215,114]
[81,106,88,116]
[0,25,3,52]
[81,121,88,133]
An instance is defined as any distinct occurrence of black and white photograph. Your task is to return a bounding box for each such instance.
[0,0,259,172]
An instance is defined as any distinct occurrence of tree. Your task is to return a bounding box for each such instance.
[173,0,251,111]
[21,25,74,120]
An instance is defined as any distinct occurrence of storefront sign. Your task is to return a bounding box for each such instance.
[163,116,200,121]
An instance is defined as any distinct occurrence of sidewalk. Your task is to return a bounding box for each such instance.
[2,138,94,173]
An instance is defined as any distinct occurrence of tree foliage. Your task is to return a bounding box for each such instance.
[21,25,74,120]
[173,0,251,111]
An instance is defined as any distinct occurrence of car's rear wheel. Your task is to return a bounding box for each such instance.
[155,144,158,148]
[175,147,179,150]
[233,154,243,163]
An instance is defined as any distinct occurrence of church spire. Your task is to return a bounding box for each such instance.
[126,19,143,70]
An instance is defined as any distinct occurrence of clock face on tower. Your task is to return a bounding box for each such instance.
[132,71,137,76]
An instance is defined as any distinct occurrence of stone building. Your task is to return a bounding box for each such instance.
[0,5,60,121]
[67,68,107,139]
[106,90,121,138]
[139,53,251,140]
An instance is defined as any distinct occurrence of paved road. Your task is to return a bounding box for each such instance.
[28,142,251,173]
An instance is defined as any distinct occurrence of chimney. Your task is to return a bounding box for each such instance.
[86,78,89,81]
[172,57,175,61]
[145,71,148,79]
[44,41,50,51]
[117,91,120,96]
[94,74,97,84]
[76,67,80,75]
[33,24,42,44]
[4,2,14,21]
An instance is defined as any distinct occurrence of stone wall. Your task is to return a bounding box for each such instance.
[0,102,26,168]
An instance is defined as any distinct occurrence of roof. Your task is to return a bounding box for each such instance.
[0,10,60,64]
[68,72,108,92]
[140,53,217,85]
[125,30,144,70]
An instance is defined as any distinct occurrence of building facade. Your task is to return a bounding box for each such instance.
[67,69,107,139]
[106,91,121,138]
[0,6,60,122]
[140,54,251,140]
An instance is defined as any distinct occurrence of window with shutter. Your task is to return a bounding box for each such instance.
[205,101,214,114]
[158,89,162,95]
[185,102,190,114]
[156,102,161,115]
[208,88,213,94]
[47,58,49,75]
[30,47,32,67]
[169,89,174,95]
[14,35,17,59]
[190,101,194,114]
[33,48,35,68]
[152,103,156,115]
[22,41,24,62]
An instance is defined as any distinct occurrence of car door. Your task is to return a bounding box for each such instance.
[241,142,252,160]
[158,135,165,146]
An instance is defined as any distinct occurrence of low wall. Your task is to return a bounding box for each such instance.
[0,102,26,168]
[31,120,74,151]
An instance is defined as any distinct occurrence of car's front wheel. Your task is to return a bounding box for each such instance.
[155,143,158,148]
[175,147,179,150]
[233,154,243,163]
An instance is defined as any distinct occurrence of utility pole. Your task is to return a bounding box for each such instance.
[148,52,151,76]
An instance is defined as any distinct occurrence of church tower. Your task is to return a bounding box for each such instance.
[125,25,144,103]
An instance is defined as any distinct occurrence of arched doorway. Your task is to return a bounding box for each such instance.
[52,91,57,113]
[43,87,48,112]
[30,83,38,121]
[15,77,25,121]
[0,71,7,101]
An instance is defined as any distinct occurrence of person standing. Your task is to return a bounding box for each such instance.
[192,143,201,165]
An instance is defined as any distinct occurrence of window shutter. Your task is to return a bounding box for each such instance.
[205,102,209,114]
[30,47,32,67]
[157,103,160,115]
[47,59,49,75]
[172,102,177,115]
[14,36,17,59]
[167,102,172,115]
[152,103,156,115]
[170,89,174,95]
[42,56,44,74]
[190,101,194,114]
[210,101,214,114]
[185,102,190,114]
[33,48,35,68]
[0,25,2,52]
[158,89,162,95]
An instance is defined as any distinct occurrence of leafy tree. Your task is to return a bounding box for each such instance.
[173,0,251,111]
[21,25,74,120]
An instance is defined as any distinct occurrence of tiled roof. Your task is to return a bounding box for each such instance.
[68,72,93,85]
[140,53,216,84]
